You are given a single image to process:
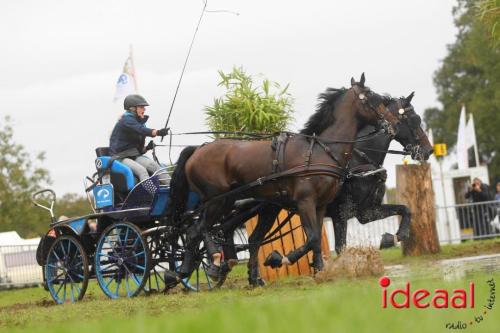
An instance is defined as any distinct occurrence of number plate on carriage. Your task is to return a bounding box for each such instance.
[93,184,114,209]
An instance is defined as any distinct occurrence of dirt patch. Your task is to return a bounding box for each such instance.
[35,299,55,307]
[315,247,384,282]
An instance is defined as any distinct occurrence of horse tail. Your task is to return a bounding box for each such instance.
[168,145,197,223]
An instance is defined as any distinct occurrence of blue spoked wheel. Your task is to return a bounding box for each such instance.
[45,235,89,304]
[95,222,151,299]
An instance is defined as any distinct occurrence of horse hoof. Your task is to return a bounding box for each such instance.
[164,270,180,289]
[249,277,266,288]
[264,251,283,268]
[396,230,410,242]
[380,233,396,249]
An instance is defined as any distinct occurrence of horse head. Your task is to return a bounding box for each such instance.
[349,73,400,137]
[384,92,433,161]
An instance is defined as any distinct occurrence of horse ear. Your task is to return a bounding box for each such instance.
[351,77,356,86]
[359,73,365,87]
[405,91,415,104]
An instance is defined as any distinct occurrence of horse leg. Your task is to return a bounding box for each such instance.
[247,204,281,287]
[271,199,320,271]
[358,204,411,249]
[203,199,237,280]
[178,200,230,279]
[327,203,348,255]
[177,210,206,278]
[311,206,327,272]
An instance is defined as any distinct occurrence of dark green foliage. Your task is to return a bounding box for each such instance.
[424,0,500,182]
[0,117,92,238]
[0,116,51,237]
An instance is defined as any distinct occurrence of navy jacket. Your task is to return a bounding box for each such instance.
[109,112,154,155]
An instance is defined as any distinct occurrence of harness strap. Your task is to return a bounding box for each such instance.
[305,135,316,166]
[353,148,380,168]
[199,163,347,210]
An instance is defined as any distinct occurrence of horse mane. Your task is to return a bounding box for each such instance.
[300,88,347,135]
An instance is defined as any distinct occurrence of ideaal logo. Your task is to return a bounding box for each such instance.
[379,276,496,330]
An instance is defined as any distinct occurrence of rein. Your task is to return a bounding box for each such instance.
[355,146,410,156]
[168,128,385,144]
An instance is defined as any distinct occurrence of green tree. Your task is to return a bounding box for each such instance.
[0,116,51,237]
[56,193,92,219]
[477,0,500,45]
[424,0,500,182]
[205,67,294,136]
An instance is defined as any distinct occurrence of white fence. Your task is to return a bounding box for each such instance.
[0,245,43,288]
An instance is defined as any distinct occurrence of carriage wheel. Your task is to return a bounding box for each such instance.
[95,222,151,299]
[176,235,216,292]
[45,235,89,304]
[143,233,178,294]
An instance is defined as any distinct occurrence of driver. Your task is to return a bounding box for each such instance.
[109,94,169,185]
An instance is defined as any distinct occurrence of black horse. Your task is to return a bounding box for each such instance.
[327,93,433,254]
[232,93,433,286]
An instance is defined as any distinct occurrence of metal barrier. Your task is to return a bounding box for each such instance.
[435,200,500,243]
[343,200,500,247]
[0,245,43,289]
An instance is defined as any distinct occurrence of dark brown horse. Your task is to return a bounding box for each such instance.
[170,74,400,279]
[240,93,433,286]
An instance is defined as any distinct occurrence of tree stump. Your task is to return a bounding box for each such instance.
[396,163,441,256]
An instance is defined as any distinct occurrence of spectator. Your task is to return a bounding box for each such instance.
[465,178,494,237]
[495,182,500,201]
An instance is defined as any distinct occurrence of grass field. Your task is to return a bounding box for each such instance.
[0,241,499,333]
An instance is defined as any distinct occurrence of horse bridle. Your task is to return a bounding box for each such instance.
[351,85,396,138]
[392,98,425,160]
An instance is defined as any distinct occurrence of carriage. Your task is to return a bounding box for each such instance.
[33,146,216,303]
[33,75,432,304]
[33,143,283,304]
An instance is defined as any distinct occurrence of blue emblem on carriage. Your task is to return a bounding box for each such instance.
[93,184,114,209]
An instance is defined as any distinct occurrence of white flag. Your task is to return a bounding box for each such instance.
[113,47,137,102]
[456,105,468,169]
[465,113,480,167]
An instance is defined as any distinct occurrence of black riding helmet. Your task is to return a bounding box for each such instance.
[124,94,149,111]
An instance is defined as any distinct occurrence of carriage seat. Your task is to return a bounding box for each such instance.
[95,147,136,193]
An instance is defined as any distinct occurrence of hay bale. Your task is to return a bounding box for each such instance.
[315,247,384,282]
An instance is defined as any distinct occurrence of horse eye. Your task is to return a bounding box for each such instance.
[398,108,405,115]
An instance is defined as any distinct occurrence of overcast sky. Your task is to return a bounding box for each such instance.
[0,0,458,195]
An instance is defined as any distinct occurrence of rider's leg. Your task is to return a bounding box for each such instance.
[121,158,150,182]
[135,156,170,185]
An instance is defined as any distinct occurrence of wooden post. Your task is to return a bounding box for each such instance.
[396,163,441,256]
[245,210,331,281]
